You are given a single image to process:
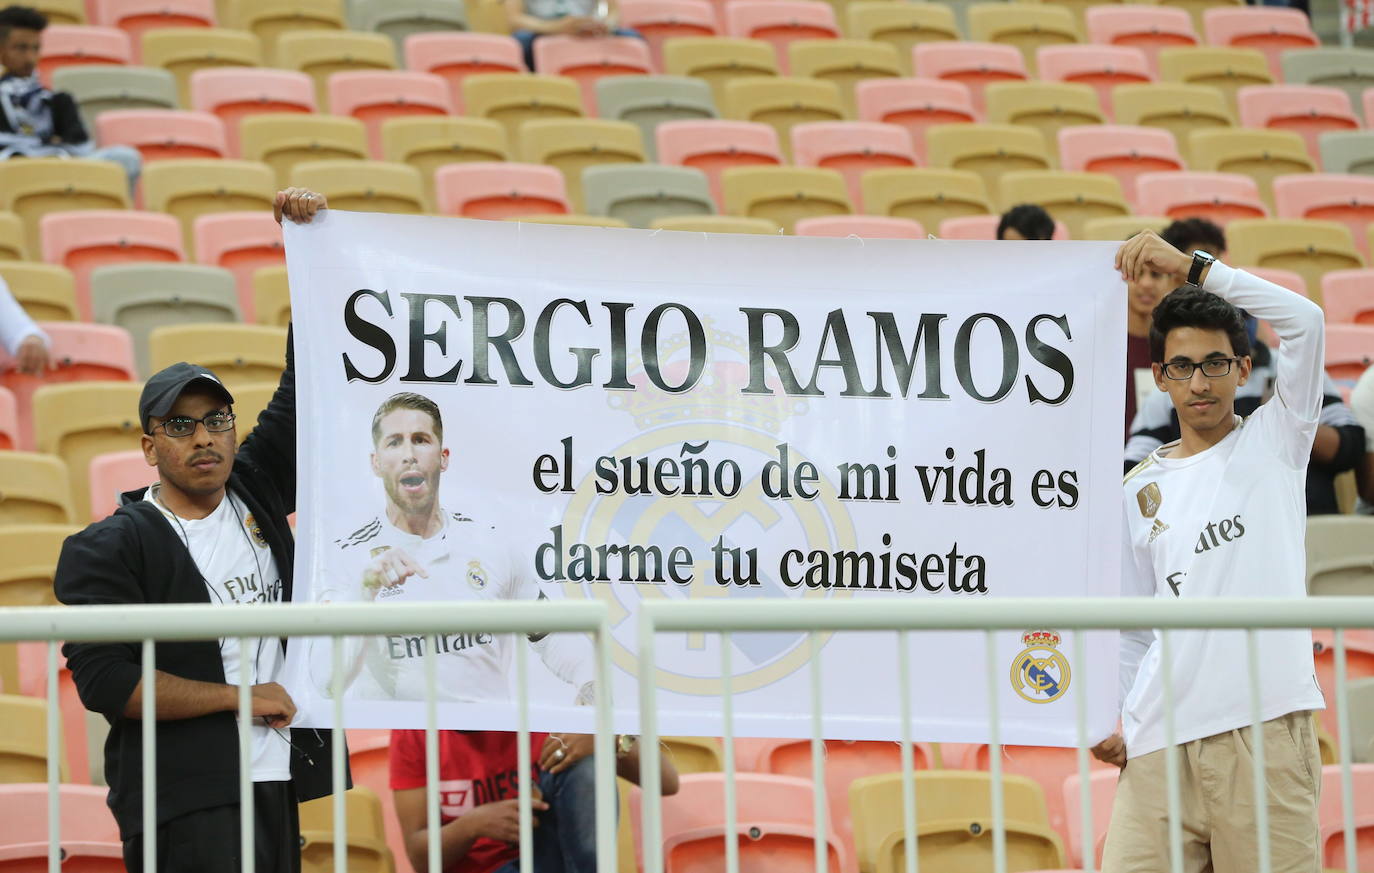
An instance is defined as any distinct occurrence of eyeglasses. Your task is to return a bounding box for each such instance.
[150,412,236,437]
[1161,357,1241,381]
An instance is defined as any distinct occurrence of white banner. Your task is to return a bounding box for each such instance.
[281,211,1126,745]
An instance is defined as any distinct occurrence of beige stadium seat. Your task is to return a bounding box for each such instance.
[33,0,83,22]
[288,160,425,214]
[0,523,75,609]
[723,76,844,160]
[596,76,718,161]
[1320,131,1374,177]
[788,39,901,118]
[240,114,370,189]
[227,381,280,446]
[0,454,74,525]
[583,164,714,228]
[0,693,67,783]
[276,30,397,106]
[298,786,390,873]
[662,38,780,104]
[52,66,178,129]
[721,166,851,232]
[649,215,782,233]
[519,119,645,211]
[233,0,345,63]
[984,82,1104,166]
[0,159,128,254]
[1081,215,1169,240]
[862,167,990,228]
[1158,46,1271,113]
[148,324,288,400]
[504,213,629,227]
[998,170,1129,237]
[382,117,509,209]
[1112,83,1231,165]
[0,212,26,260]
[1188,128,1314,211]
[253,265,291,326]
[354,0,469,50]
[33,382,145,518]
[1227,219,1365,303]
[1157,0,1243,34]
[1305,515,1374,596]
[969,3,1081,76]
[141,27,263,107]
[462,73,584,141]
[845,2,959,76]
[142,159,277,252]
[0,263,78,322]
[927,123,1052,192]
[91,264,242,378]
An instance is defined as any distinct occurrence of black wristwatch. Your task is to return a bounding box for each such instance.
[1186,250,1215,287]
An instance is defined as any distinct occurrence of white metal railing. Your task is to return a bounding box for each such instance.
[3,596,1373,873]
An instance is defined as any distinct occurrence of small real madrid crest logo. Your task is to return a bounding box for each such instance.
[466,560,488,590]
[243,513,267,548]
[1010,630,1071,704]
[1136,482,1162,519]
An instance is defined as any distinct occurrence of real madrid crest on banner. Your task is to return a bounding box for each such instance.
[467,560,488,590]
[1010,630,1071,703]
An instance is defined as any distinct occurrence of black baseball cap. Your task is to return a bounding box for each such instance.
[139,362,235,433]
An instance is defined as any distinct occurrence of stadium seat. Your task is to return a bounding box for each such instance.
[519,118,645,211]
[0,158,129,255]
[651,214,781,232]
[148,323,286,397]
[596,76,717,160]
[1325,324,1374,385]
[854,78,975,164]
[659,736,725,773]
[1322,270,1374,326]
[1282,48,1374,125]
[463,73,585,141]
[0,263,78,322]
[927,123,1050,199]
[0,694,66,784]
[94,108,228,162]
[32,0,84,23]
[434,162,570,219]
[620,0,719,70]
[233,0,345,63]
[327,70,451,158]
[91,263,240,377]
[290,160,425,214]
[985,82,1105,166]
[1203,7,1317,80]
[190,67,316,155]
[939,213,1067,239]
[0,453,74,525]
[1273,174,1374,260]
[142,159,277,250]
[192,212,284,321]
[226,382,279,447]
[583,164,713,228]
[253,265,290,326]
[662,37,779,104]
[845,2,959,76]
[998,170,1129,237]
[1158,46,1272,113]
[35,25,131,86]
[1085,6,1198,76]
[1237,85,1360,163]
[88,449,155,520]
[1037,45,1152,119]
[721,166,851,232]
[95,0,214,59]
[533,36,655,112]
[0,387,15,450]
[1061,768,1116,867]
[404,33,525,112]
[298,786,391,873]
[141,27,263,107]
[797,215,925,237]
[789,39,901,118]
[1317,764,1374,870]
[1320,131,1374,177]
[1058,125,1184,204]
[277,30,396,106]
[1189,128,1314,210]
[381,117,509,207]
[53,65,178,129]
[913,42,1028,115]
[1312,631,1374,738]
[656,118,784,206]
[1081,214,1168,240]
[1112,83,1231,165]
[1306,515,1374,595]
[862,167,991,229]
[240,113,370,189]
[961,744,1115,845]
[725,1,839,73]
[40,210,185,320]
[968,3,1079,76]
[791,121,916,209]
[33,381,145,516]
[1351,678,1374,763]
[1227,219,1365,302]
[722,76,844,160]
[0,782,124,868]
[0,213,26,260]
[354,0,467,52]
[1135,170,1267,225]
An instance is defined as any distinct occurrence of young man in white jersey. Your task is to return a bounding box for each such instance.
[315,391,595,704]
[1095,230,1326,871]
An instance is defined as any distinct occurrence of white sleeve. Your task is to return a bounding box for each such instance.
[1118,505,1155,711]
[505,538,597,692]
[0,274,47,355]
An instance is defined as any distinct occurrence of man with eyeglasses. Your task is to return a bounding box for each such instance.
[1094,230,1327,871]
[54,188,343,873]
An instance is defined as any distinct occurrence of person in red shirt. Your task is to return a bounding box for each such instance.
[391,730,679,873]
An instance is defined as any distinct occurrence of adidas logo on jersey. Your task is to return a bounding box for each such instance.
[1147,518,1169,544]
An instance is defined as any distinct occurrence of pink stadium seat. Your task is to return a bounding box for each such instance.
[434,162,570,219]
[940,214,1068,239]
[1245,267,1307,296]
[1038,46,1152,121]
[1322,325,1374,387]
[1273,173,1374,261]
[1322,270,1374,325]
[40,210,185,320]
[94,0,214,61]
[1085,6,1198,76]
[620,0,720,69]
[854,78,977,164]
[1312,630,1374,739]
[1135,171,1268,225]
[1318,764,1374,871]
[0,783,123,871]
[88,449,154,520]
[796,215,925,238]
[656,119,783,207]
[1236,85,1360,162]
[94,109,228,162]
[791,121,916,210]
[913,42,1027,116]
[1057,124,1184,204]
[0,323,135,450]
[347,730,410,873]
[403,33,525,112]
[1203,7,1318,79]
[725,0,838,72]
[328,70,453,159]
[35,25,130,87]
[0,386,16,450]
[190,68,316,156]
[532,36,655,113]
[192,212,284,322]
[963,744,1115,844]
[1062,768,1117,867]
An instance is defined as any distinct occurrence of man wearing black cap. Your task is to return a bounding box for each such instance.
[54,187,334,873]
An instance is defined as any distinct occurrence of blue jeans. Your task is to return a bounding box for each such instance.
[513,27,645,72]
[491,756,612,873]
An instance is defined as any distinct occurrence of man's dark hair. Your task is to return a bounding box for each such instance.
[1149,286,1251,362]
[1160,217,1226,256]
[0,5,48,40]
[996,203,1055,240]
[371,391,443,445]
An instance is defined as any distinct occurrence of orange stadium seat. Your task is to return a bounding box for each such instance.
[289,160,425,214]
[90,263,241,377]
[36,25,131,86]
[926,123,1051,197]
[0,324,136,450]
[190,67,317,155]
[940,213,1067,239]
[789,39,902,118]
[533,36,655,112]
[435,162,571,219]
[381,117,509,207]
[863,167,992,228]
[0,212,26,260]
[661,37,779,104]
[240,113,370,189]
[95,0,215,61]
[854,78,976,164]
[142,159,277,250]
[1273,173,1374,260]
[1188,128,1313,211]
[462,73,585,140]
[962,743,1115,845]
[193,212,284,321]
[1237,85,1360,162]
[1085,6,1199,76]
[595,76,718,161]
[403,33,525,112]
[1203,7,1317,80]
[968,2,1080,76]
[140,27,263,107]
[233,0,345,63]
[88,449,156,520]
[276,30,397,106]
[1228,218,1365,303]
[1062,768,1116,867]
[0,158,129,254]
[1037,45,1153,120]
[1322,270,1374,326]
[722,76,843,160]
[327,70,452,158]
[620,0,719,70]
[721,165,851,232]
[1112,83,1231,165]
[999,169,1130,236]
[39,210,185,321]
[582,163,713,227]
[1057,124,1184,205]
[0,783,121,869]
[1135,170,1268,225]
[985,82,1106,165]
[33,381,145,517]
[796,214,926,237]
[656,119,783,207]
[0,452,73,524]
[0,262,78,322]
[1157,45,1272,113]
[913,42,1027,115]
[0,387,16,450]
[846,2,959,76]
[1318,764,1374,871]
[725,1,839,72]
[95,109,229,161]
[791,121,916,210]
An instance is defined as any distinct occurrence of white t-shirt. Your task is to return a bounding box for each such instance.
[1119,262,1327,759]
[146,487,292,781]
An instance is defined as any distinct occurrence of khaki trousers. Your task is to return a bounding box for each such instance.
[1102,710,1322,873]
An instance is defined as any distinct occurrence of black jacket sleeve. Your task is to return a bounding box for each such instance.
[236,324,296,513]
[1313,423,1367,474]
[48,91,88,145]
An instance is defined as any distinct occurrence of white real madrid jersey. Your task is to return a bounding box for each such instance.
[1118,262,1326,759]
